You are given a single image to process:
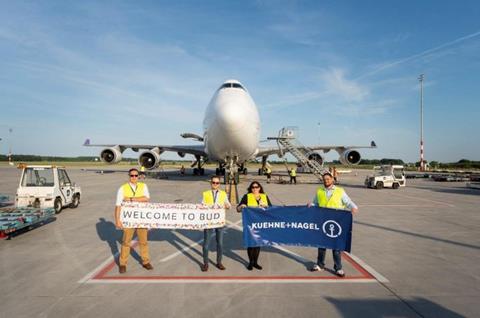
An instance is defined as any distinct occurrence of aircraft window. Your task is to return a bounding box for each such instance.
[220,83,245,90]
[220,83,232,89]
[232,83,244,90]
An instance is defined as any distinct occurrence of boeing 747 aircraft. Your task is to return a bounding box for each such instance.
[84,79,375,183]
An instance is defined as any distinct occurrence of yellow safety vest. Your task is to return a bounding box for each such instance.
[203,190,227,206]
[265,167,271,174]
[290,169,296,177]
[247,193,268,207]
[123,182,146,199]
[316,186,346,210]
[140,166,146,172]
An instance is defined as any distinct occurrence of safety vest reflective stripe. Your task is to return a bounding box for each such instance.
[123,182,145,199]
[316,186,346,209]
[203,190,227,206]
[247,193,268,207]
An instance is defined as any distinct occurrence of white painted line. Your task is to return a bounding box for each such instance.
[387,192,455,208]
[346,252,389,283]
[78,255,117,283]
[159,220,243,262]
[85,278,378,284]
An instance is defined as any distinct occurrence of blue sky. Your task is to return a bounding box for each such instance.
[1,1,479,162]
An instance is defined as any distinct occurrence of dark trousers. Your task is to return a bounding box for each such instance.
[290,176,296,184]
[247,247,261,265]
[203,228,224,265]
[317,248,342,271]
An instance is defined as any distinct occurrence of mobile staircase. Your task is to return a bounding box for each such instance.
[268,127,327,182]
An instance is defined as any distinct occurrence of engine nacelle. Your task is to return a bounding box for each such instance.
[138,147,162,170]
[100,146,122,164]
[339,150,361,165]
[306,152,324,166]
[177,152,186,158]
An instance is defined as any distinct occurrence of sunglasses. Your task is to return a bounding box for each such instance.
[251,186,260,189]
[130,174,139,177]
[211,181,220,184]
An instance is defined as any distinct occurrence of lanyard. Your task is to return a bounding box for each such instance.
[212,190,218,204]
[129,183,137,197]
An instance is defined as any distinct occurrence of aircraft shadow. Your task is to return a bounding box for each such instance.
[325,296,466,318]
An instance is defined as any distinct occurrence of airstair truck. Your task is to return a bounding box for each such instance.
[365,165,406,189]
[15,165,82,213]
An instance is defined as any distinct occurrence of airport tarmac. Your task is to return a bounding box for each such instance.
[0,166,479,318]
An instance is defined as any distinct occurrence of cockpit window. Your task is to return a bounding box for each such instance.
[220,83,244,90]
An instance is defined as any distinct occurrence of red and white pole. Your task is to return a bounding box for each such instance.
[419,74,425,171]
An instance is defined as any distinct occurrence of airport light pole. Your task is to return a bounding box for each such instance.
[418,74,425,172]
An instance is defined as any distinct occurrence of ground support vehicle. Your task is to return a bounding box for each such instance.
[15,165,82,214]
[365,165,406,189]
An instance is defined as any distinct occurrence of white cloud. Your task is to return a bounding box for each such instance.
[320,68,369,102]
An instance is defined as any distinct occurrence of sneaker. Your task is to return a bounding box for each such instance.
[310,264,324,272]
[335,269,345,277]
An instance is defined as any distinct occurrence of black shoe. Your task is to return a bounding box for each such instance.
[201,264,209,272]
[253,263,263,270]
[247,264,253,271]
[216,263,226,270]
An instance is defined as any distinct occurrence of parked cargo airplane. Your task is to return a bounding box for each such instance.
[84,79,376,182]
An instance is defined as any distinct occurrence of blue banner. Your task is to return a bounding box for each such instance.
[242,206,352,252]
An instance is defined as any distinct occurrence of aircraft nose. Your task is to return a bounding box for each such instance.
[216,102,247,131]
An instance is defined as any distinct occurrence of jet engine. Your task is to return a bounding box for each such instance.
[100,146,122,164]
[339,150,361,165]
[138,147,163,170]
[306,152,324,166]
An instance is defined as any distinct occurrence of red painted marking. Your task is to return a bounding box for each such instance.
[89,251,375,281]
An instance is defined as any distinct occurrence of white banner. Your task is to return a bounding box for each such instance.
[120,202,225,229]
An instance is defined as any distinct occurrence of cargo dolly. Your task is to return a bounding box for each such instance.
[0,205,55,239]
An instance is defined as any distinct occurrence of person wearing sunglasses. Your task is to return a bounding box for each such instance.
[308,171,358,277]
[114,168,153,274]
[237,181,272,270]
[200,175,232,271]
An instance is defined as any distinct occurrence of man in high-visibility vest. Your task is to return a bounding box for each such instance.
[201,175,231,271]
[289,167,297,184]
[265,166,272,183]
[114,168,153,274]
[140,165,146,180]
[309,171,358,277]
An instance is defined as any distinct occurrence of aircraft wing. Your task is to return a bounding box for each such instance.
[256,141,377,157]
[83,139,207,156]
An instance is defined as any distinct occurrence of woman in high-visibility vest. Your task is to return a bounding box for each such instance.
[237,181,272,270]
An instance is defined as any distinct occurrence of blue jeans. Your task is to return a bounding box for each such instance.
[203,228,224,265]
[317,248,342,271]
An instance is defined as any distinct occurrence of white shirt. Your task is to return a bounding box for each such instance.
[115,182,150,206]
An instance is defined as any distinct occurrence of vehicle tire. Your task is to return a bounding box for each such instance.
[392,183,399,189]
[215,168,220,175]
[193,168,199,175]
[200,168,205,175]
[70,194,80,208]
[54,198,62,214]
[258,168,262,176]
[376,181,384,190]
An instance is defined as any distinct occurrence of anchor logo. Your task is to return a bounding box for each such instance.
[322,220,342,238]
